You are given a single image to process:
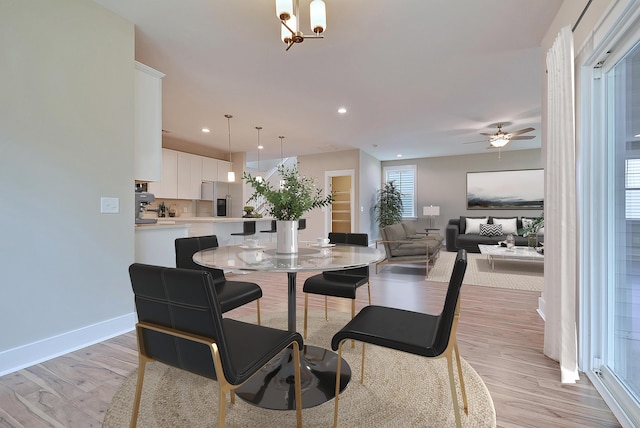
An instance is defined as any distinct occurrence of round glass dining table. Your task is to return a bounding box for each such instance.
[193,242,385,410]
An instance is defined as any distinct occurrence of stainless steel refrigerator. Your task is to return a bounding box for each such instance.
[200,181,243,217]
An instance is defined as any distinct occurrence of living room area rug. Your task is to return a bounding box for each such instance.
[104,312,496,428]
[428,250,544,291]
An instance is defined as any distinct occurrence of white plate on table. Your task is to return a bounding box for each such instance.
[311,243,336,248]
[239,245,266,250]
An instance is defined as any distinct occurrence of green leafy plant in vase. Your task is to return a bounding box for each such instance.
[244,163,332,253]
[374,181,404,228]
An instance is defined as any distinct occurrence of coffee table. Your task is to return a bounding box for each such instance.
[478,244,544,270]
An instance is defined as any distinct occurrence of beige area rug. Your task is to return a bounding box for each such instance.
[104,312,496,428]
[428,250,544,291]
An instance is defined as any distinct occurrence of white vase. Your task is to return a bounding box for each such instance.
[276,220,298,254]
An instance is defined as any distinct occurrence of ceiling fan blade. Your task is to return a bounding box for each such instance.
[464,139,488,144]
[510,135,535,140]
[509,127,535,136]
[479,132,494,136]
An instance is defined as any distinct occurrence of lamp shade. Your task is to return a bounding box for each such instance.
[309,0,326,33]
[423,206,440,216]
[276,0,293,20]
[227,171,236,182]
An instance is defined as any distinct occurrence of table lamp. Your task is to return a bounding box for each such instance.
[423,205,440,228]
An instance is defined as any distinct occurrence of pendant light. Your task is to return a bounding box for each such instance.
[256,126,263,182]
[225,114,235,182]
[279,136,285,189]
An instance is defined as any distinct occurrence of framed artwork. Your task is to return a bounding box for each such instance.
[466,169,544,209]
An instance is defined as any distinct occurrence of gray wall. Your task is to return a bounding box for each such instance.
[382,149,544,232]
[0,0,135,372]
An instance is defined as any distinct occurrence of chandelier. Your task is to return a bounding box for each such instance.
[276,0,326,51]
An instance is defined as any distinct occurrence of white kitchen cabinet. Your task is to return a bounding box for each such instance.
[177,152,203,199]
[134,61,164,182]
[147,148,178,198]
[217,160,231,182]
[202,156,218,182]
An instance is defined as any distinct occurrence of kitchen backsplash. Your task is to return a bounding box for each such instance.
[141,199,204,218]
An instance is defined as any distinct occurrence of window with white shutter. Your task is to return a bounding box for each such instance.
[383,165,416,218]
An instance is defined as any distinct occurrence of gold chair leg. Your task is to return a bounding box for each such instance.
[256,299,261,326]
[130,356,149,428]
[304,293,309,339]
[360,343,366,384]
[324,296,328,320]
[367,281,371,305]
[293,345,303,428]
[218,384,227,428]
[454,342,468,414]
[351,300,356,348]
[230,389,235,404]
[446,351,463,428]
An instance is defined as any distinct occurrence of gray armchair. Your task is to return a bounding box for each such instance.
[376,223,441,277]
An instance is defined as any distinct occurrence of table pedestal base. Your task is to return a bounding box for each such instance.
[235,344,351,410]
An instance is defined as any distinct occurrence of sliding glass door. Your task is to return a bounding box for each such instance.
[604,38,640,409]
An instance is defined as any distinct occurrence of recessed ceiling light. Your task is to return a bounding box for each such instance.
[338,107,347,114]
[202,128,210,133]
[636,133,640,138]
[397,154,402,158]
[258,145,264,149]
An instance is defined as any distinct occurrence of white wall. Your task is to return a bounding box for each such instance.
[0,0,135,374]
[359,150,382,242]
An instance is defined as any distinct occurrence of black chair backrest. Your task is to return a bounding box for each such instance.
[129,264,230,380]
[433,249,467,354]
[298,219,306,230]
[244,221,256,234]
[175,235,225,284]
[328,232,369,277]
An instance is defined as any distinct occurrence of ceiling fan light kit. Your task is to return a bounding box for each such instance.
[276,0,326,51]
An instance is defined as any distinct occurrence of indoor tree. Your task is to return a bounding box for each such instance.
[374,181,404,228]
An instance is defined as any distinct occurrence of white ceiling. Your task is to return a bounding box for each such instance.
[95,0,563,162]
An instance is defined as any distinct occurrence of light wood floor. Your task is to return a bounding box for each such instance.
[0,264,621,427]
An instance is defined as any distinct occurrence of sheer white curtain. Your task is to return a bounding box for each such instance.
[544,25,580,384]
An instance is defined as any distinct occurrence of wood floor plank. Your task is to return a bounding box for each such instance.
[0,265,622,427]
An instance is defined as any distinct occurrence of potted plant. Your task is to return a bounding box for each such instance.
[518,213,544,247]
[374,181,404,228]
[244,163,332,253]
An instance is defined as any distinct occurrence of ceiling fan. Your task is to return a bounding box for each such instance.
[467,123,536,148]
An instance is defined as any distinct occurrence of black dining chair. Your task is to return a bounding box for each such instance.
[260,220,277,233]
[302,233,370,338]
[175,235,262,324]
[230,220,256,239]
[331,249,468,428]
[128,263,303,428]
[297,218,306,230]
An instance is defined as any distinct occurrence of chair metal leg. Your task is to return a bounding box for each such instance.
[351,300,356,348]
[367,281,371,305]
[446,351,463,428]
[218,384,227,428]
[293,344,303,428]
[360,343,366,384]
[303,293,309,338]
[130,354,150,428]
[256,299,261,326]
[454,342,468,414]
[324,296,328,320]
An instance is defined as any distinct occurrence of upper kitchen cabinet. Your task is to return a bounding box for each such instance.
[202,157,232,183]
[134,61,165,182]
[147,148,178,198]
[177,152,202,199]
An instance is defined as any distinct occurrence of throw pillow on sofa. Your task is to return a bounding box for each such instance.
[480,223,503,236]
[465,217,488,234]
[491,217,517,235]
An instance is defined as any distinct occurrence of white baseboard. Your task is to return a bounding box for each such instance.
[0,312,137,377]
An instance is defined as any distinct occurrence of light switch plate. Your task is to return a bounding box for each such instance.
[100,197,120,214]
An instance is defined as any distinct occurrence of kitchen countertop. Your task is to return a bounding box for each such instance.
[153,217,272,223]
[134,221,190,230]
